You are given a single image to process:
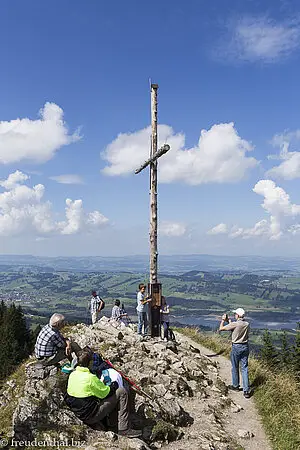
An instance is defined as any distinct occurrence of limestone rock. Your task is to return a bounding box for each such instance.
[155,398,193,427]
[0,321,250,449]
[237,429,255,439]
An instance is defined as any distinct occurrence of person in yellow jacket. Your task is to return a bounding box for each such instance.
[65,348,141,438]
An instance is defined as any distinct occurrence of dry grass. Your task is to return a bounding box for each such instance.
[0,364,26,438]
[176,327,300,450]
[250,359,300,450]
[174,326,231,357]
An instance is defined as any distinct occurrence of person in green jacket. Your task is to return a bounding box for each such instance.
[65,348,141,438]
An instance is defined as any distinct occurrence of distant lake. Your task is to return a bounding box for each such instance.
[175,314,299,330]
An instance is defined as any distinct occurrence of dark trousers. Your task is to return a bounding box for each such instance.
[84,387,129,432]
[39,342,81,367]
[162,321,169,339]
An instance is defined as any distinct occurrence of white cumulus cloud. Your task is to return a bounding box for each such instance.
[207,223,228,235]
[0,170,29,190]
[49,174,84,184]
[160,221,187,237]
[102,123,258,185]
[0,103,80,165]
[267,130,300,180]
[208,180,300,241]
[0,171,108,237]
[218,16,300,63]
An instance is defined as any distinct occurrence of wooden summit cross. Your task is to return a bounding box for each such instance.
[135,83,170,337]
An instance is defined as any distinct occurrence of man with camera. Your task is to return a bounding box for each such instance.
[219,307,251,398]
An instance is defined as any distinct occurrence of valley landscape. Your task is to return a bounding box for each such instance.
[1,254,299,341]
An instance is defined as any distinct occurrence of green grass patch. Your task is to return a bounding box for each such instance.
[0,364,26,438]
[175,326,231,357]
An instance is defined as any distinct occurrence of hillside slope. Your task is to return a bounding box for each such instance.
[0,319,271,450]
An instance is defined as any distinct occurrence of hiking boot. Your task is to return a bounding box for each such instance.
[243,391,251,399]
[118,428,142,438]
[228,385,240,391]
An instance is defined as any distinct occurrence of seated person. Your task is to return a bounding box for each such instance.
[111,299,128,323]
[65,349,141,438]
[120,303,131,326]
[35,313,81,366]
[89,347,124,389]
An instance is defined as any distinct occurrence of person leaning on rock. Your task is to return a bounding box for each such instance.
[35,313,81,367]
[64,348,141,438]
[219,307,251,399]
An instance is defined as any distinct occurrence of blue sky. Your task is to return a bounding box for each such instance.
[1,0,300,256]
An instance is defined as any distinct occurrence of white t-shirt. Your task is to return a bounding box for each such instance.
[101,368,124,388]
[136,291,145,312]
[108,368,124,388]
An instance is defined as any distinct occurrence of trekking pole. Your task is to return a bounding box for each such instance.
[105,359,153,400]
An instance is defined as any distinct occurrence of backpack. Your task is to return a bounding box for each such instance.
[90,352,110,378]
[99,298,105,311]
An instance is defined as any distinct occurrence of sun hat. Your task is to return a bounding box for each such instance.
[232,307,245,317]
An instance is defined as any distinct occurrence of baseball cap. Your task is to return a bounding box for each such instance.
[232,307,245,317]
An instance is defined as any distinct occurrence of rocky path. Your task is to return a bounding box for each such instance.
[2,318,273,450]
[175,332,272,450]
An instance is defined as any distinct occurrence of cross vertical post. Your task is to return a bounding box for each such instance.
[134,83,170,337]
[149,83,160,337]
[150,83,158,286]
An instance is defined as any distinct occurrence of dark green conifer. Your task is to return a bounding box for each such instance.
[0,303,32,380]
[292,322,300,378]
[260,329,278,367]
[280,330,292,369]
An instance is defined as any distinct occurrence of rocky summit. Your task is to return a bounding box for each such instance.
[0,318,245,450]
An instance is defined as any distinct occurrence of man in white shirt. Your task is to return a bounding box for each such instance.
[136,283,151,336]
[90,290,104,324]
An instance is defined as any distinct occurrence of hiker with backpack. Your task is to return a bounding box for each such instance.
[65,348,141,437]
[160,296,170,341]
[89,290,105,324]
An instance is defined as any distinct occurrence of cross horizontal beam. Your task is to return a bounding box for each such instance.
[135,144,170,175]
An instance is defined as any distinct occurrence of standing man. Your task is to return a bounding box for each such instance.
[219,307,251,398]
[90,290,104,325]
[136,283,151,336]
